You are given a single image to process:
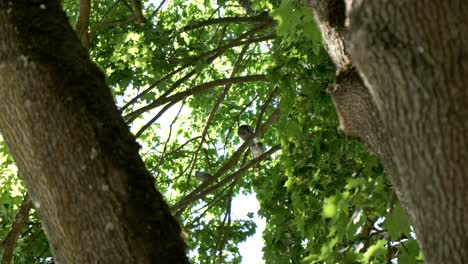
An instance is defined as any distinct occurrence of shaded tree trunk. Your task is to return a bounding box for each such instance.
[0,1,188,263]
[306,0,468,263]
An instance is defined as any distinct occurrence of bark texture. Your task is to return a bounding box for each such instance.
[306,0,468,263]
[0,2,188,263]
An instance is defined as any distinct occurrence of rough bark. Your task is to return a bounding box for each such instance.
[305,0,398,183]
[0,2,188,263]
[306,0,468,263]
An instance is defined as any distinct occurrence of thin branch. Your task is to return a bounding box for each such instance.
[87,0,123,44]
[214,24,229,48]
[134,100,177,138]
[88,0,145,42]
[125,75,267,122]
[93,15,138,32]
[255,85,279,131]
[121,0,133,11]
[256,107,282,136]
[183,40,252,193]
[185,183,234,229]
[1,194,33,264]
[182,14,274,32]
[150,0,168,17]
[214,184,234,264]
[125,69,199,123]
[185,187,229,228]
[99,0,123,22]
[154,103,185,179]
[199,40,251,149]
[155,136,201,160]
[202,148,213,170]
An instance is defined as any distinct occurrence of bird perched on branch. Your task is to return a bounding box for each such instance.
[250,142,264,159]
[195,171,213,182]
[237,125,257,142]
[237,124,263,159]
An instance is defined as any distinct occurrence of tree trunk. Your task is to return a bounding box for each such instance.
[0,2,188,263]
[306,0,468,263]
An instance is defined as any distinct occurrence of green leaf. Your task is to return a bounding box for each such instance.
[271,0,301,37]
[398,240,421,264]
[362,240,386,263]
[383,203,411,240]
[322,196,337,218]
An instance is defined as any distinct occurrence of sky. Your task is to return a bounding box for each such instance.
[232,193,266,264]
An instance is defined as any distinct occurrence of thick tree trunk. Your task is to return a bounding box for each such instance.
[307,0,468,263]
[0,2,188,263]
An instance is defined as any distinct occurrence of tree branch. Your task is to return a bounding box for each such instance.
[180,41,252,194]
[150,0,167,17]
[172,108,281,214]
[75,0,91,48]
[134,100,177,138]
[181,14,274,32]
[92,15,137,33]
[305,0,395,178]
[125,75,267,122]
[121,32,275,112]
[88,0,145,42]
[129,0,145,24]
[255,85,279,131]
[172,144,281,214]
[1,194,32,264]
[199,42,250,144]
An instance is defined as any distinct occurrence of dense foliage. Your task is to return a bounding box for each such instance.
[0,0,422,263]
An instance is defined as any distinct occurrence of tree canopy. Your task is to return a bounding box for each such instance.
[0,0,422,263]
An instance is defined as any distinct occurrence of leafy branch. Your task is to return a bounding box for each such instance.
[121,23,275,112]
